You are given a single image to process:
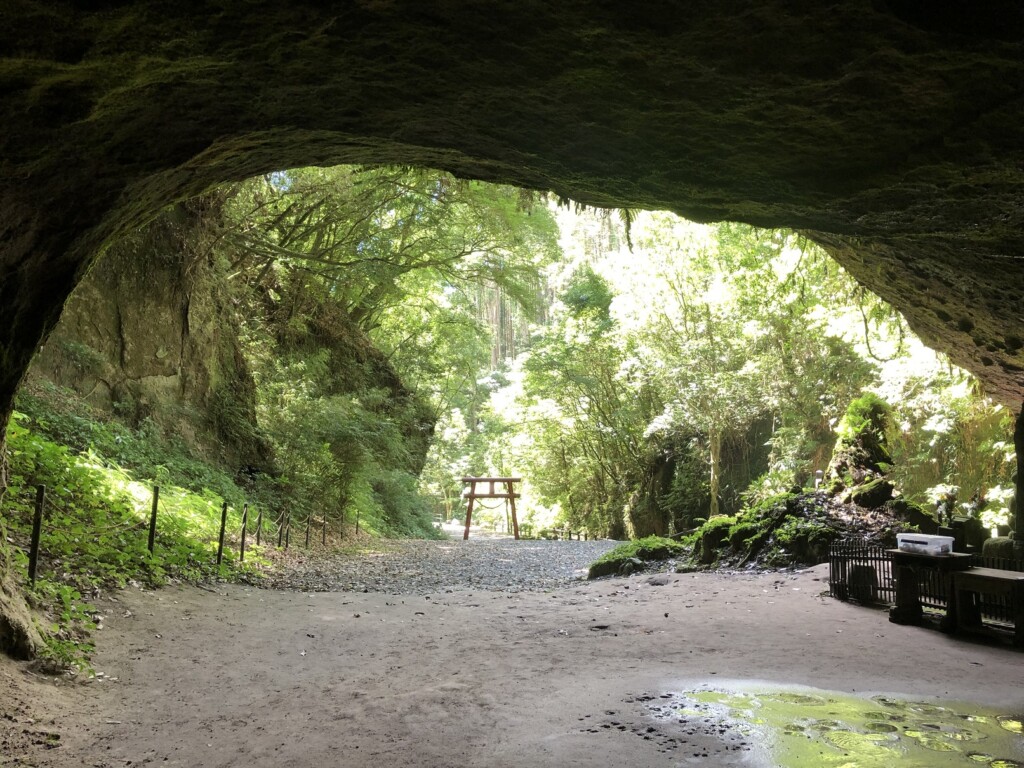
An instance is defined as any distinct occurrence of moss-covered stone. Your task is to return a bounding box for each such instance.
[881,499,938,535]
[827,394,893,492]
[28,202,272,470]
[688,490,915,568]
[0,523,42,659]
[691,516,737,565]
[771,516,841,564]
[981,536,1019,561]
[728,521,761,550]
[844,478,895,509]
[587,536,687,579]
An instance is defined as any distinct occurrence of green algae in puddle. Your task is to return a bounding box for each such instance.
[1000,717,1024,735]
[660,683,1024,767]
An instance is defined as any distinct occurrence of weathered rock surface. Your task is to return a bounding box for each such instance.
[2,1,1024,439]
[27,202,270,469]
[693,491,919,569]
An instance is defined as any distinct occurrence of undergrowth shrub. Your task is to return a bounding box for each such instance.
[2,412,265,672]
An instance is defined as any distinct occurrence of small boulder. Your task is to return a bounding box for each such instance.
[844,478,894,508]
[618,557,644,576]
[883,498,938,534]
[982,536,1017,560]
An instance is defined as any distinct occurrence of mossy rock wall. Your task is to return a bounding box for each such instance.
[266,280,436,477]
[28,203,271,471]
[689,491,914,569]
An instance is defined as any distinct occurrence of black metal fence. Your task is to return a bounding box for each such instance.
[829,542,1024,626]
[829,542,897,605]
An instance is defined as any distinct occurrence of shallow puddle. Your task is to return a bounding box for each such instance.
[649,682,1024,767]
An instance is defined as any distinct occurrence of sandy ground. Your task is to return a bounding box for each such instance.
[2,551,1024,767]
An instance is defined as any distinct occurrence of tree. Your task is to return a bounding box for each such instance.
[521,274,660,536]
[218,166,560,534]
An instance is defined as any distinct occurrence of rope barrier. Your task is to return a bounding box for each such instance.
[4,475,341,583]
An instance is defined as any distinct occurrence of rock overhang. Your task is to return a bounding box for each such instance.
[1,0,1023,415]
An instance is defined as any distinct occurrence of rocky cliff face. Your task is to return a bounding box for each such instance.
[29,202,270,470]
[28,196,436,480]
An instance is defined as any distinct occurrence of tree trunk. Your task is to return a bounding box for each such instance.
[1014,401,1024,542]
[709,429,722,518]
[0,403,9,503]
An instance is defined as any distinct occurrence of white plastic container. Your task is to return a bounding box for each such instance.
[896,533,954,556]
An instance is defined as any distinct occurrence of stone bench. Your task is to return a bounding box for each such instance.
[951,567,1024,646]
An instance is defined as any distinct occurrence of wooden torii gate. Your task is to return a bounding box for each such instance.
[461,476,521,540]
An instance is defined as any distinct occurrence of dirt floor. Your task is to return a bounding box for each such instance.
[2,543,1023,767]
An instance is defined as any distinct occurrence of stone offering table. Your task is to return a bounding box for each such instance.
[886,550,972,628]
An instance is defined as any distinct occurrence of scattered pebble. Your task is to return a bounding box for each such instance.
[264,539,620,593]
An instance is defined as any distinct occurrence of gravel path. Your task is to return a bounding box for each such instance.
[264,537,621,593]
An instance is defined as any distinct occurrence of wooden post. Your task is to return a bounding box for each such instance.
[305,513,311,548]
[239,503,248,562]
[507,480,520,540]
[216,501,229,565]
[277,511,285,547]
[28,485,45,586]
[322,514,327,546]
[285,513,291,549]
[463,493,475,540]
[255,508,263,546]
[355,511,359,536]
[147,485,159,554]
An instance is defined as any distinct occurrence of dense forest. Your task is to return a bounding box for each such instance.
[0,166,1019,663]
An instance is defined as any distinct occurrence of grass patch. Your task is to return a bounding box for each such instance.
[2,411,271,672]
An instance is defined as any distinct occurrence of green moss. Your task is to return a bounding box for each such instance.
[845,477,894,508]
[742,492,797,519]
[689,515,737,565]
[769,515,840,563]
[688,515,737,547]
[773,516,808,545]
[694,515,738,537]
[727,521,760,549]
[836,392,891,442]
[587,535,687,579]
[982,536,1017,560]
[684,493,852,567]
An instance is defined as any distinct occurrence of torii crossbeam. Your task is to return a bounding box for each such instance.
[461,476,522,540]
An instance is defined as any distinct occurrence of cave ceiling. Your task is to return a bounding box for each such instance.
[1,1,1024,410]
